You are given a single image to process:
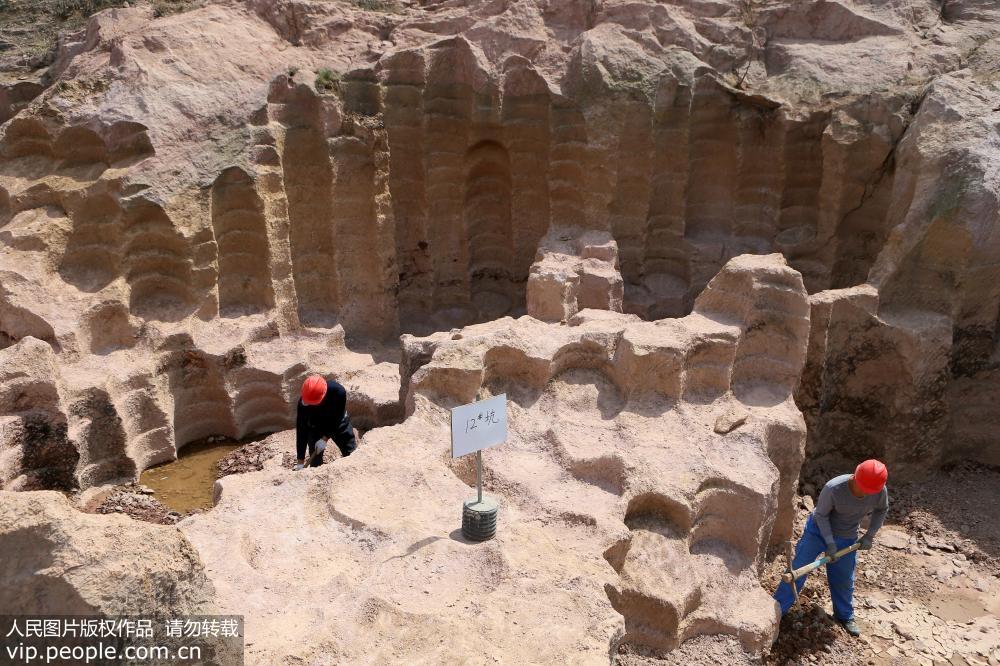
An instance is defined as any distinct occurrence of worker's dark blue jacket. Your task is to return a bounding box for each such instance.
[295,379,350,459]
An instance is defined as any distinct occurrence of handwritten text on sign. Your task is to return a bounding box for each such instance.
[450,394,507,458]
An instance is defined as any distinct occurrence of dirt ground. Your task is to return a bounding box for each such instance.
[87,482,181,524]
[764,463,1000,666]
[216,437,279,477]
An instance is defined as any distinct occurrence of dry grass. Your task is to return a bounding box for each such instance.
[352,0,399,13]
[0,0,198,73]
[315,67,341,94]
[52,0,125,20]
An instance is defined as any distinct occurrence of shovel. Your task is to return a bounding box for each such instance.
[781,541,861,606]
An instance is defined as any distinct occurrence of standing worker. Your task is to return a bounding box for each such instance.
[773,459,889,637]
[295,374,357,470]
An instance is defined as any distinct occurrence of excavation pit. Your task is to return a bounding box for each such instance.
[0,0,998,663]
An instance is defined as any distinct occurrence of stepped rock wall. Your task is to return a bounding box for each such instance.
[0,0,998,659]
[183,253,810,661]
[0,0,996,483]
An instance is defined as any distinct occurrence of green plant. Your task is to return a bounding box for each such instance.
[152,0,198,18]
[352,0,398,12]
[52,0,124,21]
[735,0,762,89]
[315,67,341,93]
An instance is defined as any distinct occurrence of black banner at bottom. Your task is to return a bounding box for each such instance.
[0,615,243,666]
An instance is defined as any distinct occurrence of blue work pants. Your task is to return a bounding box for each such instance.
[773,515,857,621]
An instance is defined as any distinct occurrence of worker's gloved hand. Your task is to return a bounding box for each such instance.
[825,543,839,562]
[859,535,874,550]
[314,439,327,454]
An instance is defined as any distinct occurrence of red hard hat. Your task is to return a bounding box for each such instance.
[301,375,328,405]
[854,459,888,494]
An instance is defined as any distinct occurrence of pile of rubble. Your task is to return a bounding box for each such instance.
[215,438,278,478]
[92,483,181,524]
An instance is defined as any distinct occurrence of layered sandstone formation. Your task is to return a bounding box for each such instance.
[799,55,1000,477]
[0,326,401,490]
[182,253,809,661]
[526,226,624,322]
[0,0,997,486]
[1,0,997,489]
[0,0,998,660]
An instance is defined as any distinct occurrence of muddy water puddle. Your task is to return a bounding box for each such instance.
[139,440,241,513]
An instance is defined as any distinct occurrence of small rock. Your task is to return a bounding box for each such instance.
[874,625,895,640]
[880,529,910,550]
[713,407,749,434]
[935,565,956,581]
[923,535,955,552]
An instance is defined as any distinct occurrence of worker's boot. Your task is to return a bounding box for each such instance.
[839,619,861,637]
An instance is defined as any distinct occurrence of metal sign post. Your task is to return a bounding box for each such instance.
[477,450,483,504]
[451,394,506,541]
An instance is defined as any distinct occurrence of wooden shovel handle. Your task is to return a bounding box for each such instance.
[781,542,860,584]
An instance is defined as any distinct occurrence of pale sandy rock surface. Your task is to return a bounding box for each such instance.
[0,489,214,615]
[181,253,811,662]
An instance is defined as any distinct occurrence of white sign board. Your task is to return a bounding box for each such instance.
[451,394,507,458]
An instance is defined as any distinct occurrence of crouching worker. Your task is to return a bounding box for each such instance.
[295,374,357,470]
[773,459,889,637]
